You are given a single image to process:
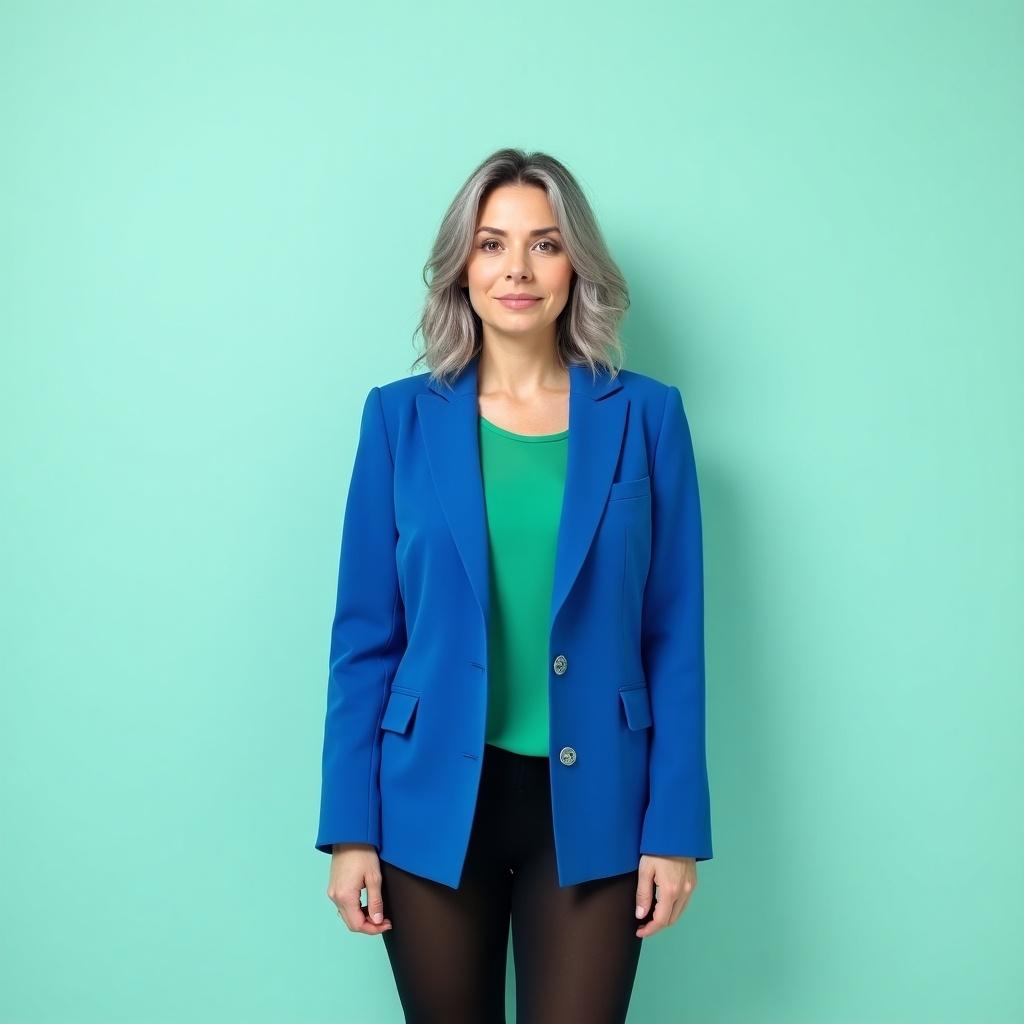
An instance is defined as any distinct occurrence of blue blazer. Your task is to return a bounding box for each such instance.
[315,351,713,888]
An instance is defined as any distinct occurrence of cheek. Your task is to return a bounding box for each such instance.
[530,264,572,308]
[550,261,575,296]
[464,262,485,290]
[464,254,497,289]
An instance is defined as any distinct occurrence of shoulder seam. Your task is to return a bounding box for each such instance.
[650,383,675,478]
[370,386,395,468]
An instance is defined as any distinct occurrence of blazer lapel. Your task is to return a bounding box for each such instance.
[416,351,626,638]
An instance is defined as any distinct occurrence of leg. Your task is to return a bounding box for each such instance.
[508,760,650,1024]
[380,860,511,1023]
[379,750,515,1023]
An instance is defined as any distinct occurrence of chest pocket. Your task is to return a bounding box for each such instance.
[607,475,653,580]
[607,475,651,502]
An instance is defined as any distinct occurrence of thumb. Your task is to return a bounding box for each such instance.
[635,864,655,918]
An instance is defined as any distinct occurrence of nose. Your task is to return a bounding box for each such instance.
[504,258,532,280]
[502,245,535,281]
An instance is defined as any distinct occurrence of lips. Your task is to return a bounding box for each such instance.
[497,296,541,309]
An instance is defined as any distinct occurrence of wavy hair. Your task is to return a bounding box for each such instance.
[409,148,630,389]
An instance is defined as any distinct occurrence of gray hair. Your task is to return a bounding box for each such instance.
[409,148,630,389]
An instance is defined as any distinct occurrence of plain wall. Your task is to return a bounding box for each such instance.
[1,1,1021,1021]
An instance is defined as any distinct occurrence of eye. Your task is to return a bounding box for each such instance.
[478,238,562,253]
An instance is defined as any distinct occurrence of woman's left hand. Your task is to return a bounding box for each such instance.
[634,854,697,938]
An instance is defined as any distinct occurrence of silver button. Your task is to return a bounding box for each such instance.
[552,654,568,675]
[558,746,576,765]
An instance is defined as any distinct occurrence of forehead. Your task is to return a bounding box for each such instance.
[476,183,556,229]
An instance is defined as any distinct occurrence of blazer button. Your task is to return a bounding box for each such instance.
[558,746,577,766]
[552,654,568,675]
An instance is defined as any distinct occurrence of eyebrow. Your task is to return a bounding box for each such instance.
[475,226,562,236]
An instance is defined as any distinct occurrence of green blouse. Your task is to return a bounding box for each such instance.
[478,413,569,756]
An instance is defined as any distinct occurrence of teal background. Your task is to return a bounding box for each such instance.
[2,1,1021,1021]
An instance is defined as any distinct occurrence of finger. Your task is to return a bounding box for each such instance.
[635,890,659,938]
[333,888,366,932]
[333,887,390,935]
[666,893,686,927]
[634,867,655,920]
[354,881,393,934]
[668,877,696,926]
[636,887,673,938]
[364,870,388,927]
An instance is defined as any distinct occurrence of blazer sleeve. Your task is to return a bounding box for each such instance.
[315,386,407,854]
[638,385,713,861]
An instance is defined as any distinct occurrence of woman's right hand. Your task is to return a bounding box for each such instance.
[327,843,393,935]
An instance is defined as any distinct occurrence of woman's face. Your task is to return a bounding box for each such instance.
[461,184,575,345]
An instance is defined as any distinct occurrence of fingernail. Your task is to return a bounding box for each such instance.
[635,905,645,918]
[372,912,383,923]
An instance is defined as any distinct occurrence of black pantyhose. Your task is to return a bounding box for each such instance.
[379,743,655,1023]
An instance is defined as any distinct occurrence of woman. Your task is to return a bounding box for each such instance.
[316,148,713,1022]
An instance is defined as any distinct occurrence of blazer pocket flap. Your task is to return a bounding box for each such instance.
[381,690,420,734]
[608,475,651,501]
[618,684,653,730]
